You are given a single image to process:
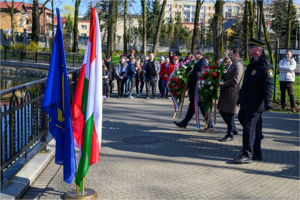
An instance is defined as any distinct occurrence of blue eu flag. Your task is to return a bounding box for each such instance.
[41,8,76,184]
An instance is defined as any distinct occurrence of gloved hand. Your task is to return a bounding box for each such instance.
[236,97,240,106]
[265,103,272,111]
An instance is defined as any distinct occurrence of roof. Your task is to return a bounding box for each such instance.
[0,2,27,12]
[223,17,242,31]
[25,3,51,11]
[78,20,90,23]
[53,17,66,25]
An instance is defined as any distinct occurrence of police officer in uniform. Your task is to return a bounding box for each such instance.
[234,38,274,164]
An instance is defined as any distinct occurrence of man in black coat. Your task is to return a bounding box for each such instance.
[174,47,213,132]
[105,54,115,98]
[234,38,274,164]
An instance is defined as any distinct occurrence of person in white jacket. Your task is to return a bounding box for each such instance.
[278,49,296,113]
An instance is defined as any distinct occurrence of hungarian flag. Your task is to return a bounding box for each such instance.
[71,7,102,188]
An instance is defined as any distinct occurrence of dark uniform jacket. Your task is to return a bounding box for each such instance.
[188,57,208,101]
[105,60,115,80]
[103,67,109,85]
[239,53,274,112]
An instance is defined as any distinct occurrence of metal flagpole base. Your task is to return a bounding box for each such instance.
[64,189,98,199]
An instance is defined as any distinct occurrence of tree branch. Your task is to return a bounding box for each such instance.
[4,0,12,11]
[39,0,50,17]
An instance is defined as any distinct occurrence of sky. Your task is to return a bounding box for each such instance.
[12,0,300,16]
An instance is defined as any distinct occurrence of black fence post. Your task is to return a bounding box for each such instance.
[20,51,23,62]
[73,53,75,68]
[35,51,38,63]
[5,49,6,61]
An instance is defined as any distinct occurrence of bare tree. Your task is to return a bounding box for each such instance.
[243,1,249,60]
[191,0,205,53]
[141,0,146,55]
[124,0,128,54]
[248,0,254,38]
[4,0,16,45]
[152,0,167,56]
[72,0,81,52]
[32,0,50,42]
[286,0,293,48]
[212,0,223,62]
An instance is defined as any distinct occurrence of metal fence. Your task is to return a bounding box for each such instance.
[1,50,85,68]
[0,68,80,188]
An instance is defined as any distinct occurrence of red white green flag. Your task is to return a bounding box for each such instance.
[71,7,102,188]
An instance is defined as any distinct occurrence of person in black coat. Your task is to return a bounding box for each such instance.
[105,54,115,98]
[234,38,274,164]
[174,47,213,132]
[102,60,109,100]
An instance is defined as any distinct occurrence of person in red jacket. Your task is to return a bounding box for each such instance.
[160,57,171,98]
[168,56,181,75]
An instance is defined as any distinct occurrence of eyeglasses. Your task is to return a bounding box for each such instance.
[248,46,257,50]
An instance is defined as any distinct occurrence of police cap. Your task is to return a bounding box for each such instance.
[247,37,265,47]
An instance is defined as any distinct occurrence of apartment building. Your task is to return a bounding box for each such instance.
[162,0,243,25]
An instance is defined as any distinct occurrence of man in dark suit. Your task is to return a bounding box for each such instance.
[174,47,213,132]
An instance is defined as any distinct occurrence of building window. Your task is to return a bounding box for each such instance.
[175,5,177,8]
[201,6,205,10]
[20,19,25,27]
[226,13,232,18]
[192,12,195,17]
[184,18,190,22]
[209,6,211,10]
[167,4,171,8]
[166,17,170,21]
[184,12,190,17]
[200,19,205,23]
[191,18,194,22]
[213,7,215,10]
[179,5,182,9]
[81,33,86,37]
[298,8,300,12]
[233,13,237,17]
[167,11,170,15]
[225,6,232,12]
[192,6,196,11]
[200,13,205,17]
[208,13,211,17]
[234,6,239,11]
[81,25,87,29]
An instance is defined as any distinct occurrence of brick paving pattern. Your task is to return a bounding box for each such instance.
[22,95,299,199]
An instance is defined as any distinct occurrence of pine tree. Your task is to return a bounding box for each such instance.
[65,14,73,33]
[228,19,243,48]
[174,10,182,38]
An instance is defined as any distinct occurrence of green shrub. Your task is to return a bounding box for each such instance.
[9,43,28,51]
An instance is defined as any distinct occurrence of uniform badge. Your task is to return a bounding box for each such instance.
[267,69,274,78]
[251,70,257,75]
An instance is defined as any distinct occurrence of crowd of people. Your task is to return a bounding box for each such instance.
[103,50,200,100]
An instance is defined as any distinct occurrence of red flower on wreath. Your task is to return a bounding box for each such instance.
[171,91,174,94]
[204,66,208,69]
[213,72,217,77]
[175,92,179,95]
[177,81,181,85]
[178,85,182,89]
[209,66,212,69]
[215,62,218,65]
[204,71,208,76]
[200,76,204,80]
[214,65,218,69]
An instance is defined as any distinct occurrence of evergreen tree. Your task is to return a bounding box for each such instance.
[174,10,182,38]
[65,14,73,33]
[271,0,297,44]
[228,18,243,48]
[83,2,93,20]
[168,16,174,37]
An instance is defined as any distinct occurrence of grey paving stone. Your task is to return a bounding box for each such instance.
[21,93,300,199]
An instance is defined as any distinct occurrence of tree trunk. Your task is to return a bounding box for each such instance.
[142,0,146,55]
[112,2,118,54]
[152,0,167,56]
[243,0,249,60]
[286,0,292,48]
[32,0,40,42]
[73,0,81,52]
[212,0,223,62]
[259,1,274,66]
[107,1,116,55]
[248,0,254,38]
[256,0,259,37]
[52,0,54,37]
[191,0,204,53]
[124,0,128,54]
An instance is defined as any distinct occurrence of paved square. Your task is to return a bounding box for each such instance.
[22,94,299,199]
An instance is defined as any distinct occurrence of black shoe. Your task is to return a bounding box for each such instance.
[252,154,263,160]
[233,130,238,135]
[233,155,252,164]
[219,137,234,142]
[174,121,186,130]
